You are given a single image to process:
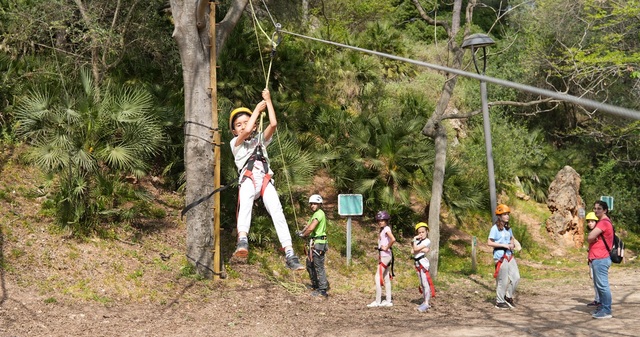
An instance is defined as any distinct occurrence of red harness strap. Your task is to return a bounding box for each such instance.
[241,170,272,197]
[378,261,387,286]
[414,260,437,297]
[377,255,393,286]
[493,254,513,278]
[235,172,272,222]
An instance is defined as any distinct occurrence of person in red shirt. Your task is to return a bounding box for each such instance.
[586,200,614,319]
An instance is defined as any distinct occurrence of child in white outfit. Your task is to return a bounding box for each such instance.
[229,89,304,271]
[412,222,435,312]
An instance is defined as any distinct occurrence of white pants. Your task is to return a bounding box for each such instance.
[375,255,392,303]
[495,257,520,302]
[237,174,292,248]
[415,258,432,305]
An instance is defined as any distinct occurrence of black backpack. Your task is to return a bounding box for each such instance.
[601,227,625,264]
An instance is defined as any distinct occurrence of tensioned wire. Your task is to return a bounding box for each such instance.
[276,29,640,121]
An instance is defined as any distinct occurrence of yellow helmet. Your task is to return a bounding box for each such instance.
[229,107,252,130]
[415,222,429,232]
[585,212,598,221]
[495,204,511,215]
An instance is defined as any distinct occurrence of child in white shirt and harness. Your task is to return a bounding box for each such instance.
[229,89,304,271]
[412,222,436,312]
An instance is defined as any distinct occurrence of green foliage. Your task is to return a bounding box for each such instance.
[457,113,560,203]
[43,297,57,304]
[582,159,640,233]
[14,69,164,235]
[356,21,416,79]
[307,0,396,40]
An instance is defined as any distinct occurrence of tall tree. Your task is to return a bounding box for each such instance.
[411,0,476,279]
[169,0,248,277]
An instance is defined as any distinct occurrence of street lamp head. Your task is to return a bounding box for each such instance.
[461,33,496,49]
[462,33,495,75]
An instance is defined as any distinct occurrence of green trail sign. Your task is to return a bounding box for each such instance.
[600,196,614,211]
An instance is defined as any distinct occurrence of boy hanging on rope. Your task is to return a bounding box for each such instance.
[229,89,304,271]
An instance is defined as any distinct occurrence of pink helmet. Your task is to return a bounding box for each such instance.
[375,211,390,221]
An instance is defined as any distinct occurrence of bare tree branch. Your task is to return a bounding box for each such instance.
[411,0,451,35]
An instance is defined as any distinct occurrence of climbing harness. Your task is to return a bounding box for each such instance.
[376,247,395,286]
[237,117,272,199]
[493,249,513,278]
[412,237,436,296]
[413,255,436,297]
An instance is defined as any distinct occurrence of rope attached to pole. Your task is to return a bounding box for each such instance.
[248,1,300,231]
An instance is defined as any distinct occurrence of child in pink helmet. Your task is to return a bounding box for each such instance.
[367,210,396,308]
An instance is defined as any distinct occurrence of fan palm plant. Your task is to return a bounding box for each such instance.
[347,108,434,228]
[14,69,164,235]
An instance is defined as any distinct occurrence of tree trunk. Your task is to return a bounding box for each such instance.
[302,0,309,24]
[170,0,247,277]
[426,124,446,279]
[170,0,214,277]
[415,0,470,280]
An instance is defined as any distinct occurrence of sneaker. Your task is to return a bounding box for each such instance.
[587,300,601,307]
[592,311,612,319]
[285,255,305,271]
[505,297,515,308]
[591,309,601,315]
[232,240,249,258]
[417,303,430,313]
[311,290,328,298]
[495,302,510,309]
[367,301,381,308]
[306,284,318,290]
[379,300,393,307]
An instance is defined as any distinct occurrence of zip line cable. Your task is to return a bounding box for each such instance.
[276,29,640,121]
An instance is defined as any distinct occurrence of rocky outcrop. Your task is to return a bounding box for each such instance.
[545,166,585,248]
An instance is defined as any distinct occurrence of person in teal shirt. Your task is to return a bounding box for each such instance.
[298,194,329,298]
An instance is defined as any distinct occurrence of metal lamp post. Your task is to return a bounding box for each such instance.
[461,33,498,222]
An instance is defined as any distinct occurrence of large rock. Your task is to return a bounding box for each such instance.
[545,166,585,248]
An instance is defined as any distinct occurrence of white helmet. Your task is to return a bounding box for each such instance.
[309,194,323,204]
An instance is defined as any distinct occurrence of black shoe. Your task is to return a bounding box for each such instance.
[285,255,305,271]
[495,302,510,309]
[311,290,328,298]
[505,297,515,308]
[587,300,601,307]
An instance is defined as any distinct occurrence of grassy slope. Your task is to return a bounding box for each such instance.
[1,144,638,305]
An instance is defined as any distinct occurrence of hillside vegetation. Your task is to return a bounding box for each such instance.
[2,145,637,306]
[1,1,639,282]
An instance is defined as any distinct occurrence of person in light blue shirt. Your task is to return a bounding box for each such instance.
[487,204,520,309]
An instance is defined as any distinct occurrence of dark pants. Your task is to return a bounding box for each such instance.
[306,243,328,291]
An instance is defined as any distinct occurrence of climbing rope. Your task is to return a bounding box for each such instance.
[248,1,300,231]
[248,0,281,88]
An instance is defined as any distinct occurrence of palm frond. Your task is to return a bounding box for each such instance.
[101,145,141,171]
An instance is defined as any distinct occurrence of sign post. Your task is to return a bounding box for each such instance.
[600,196,614,211]
[338,194,363,265]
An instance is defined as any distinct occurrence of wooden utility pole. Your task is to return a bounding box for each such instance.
[209,1,222,280]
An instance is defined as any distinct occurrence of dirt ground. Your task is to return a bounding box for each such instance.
[2,150,639,337]
[2,263,639,337]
